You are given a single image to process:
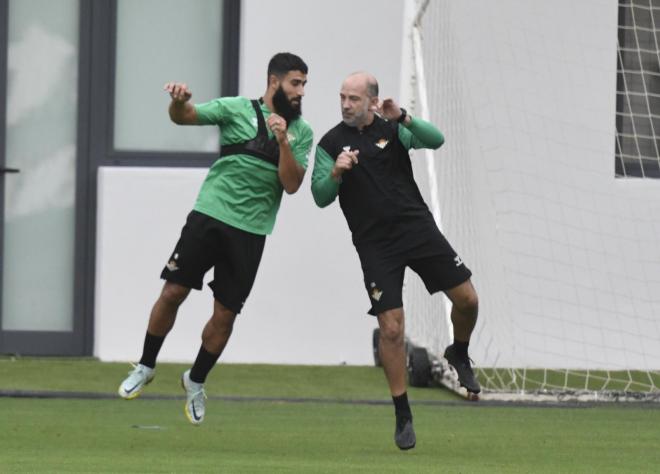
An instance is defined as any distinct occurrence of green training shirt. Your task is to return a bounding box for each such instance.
[193,96,313,235]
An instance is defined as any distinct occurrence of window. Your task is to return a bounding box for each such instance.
[2,0,79,331]
[106,0,239,165]
[615,0,660,178]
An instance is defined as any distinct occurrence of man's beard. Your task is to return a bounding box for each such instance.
[272,85,302,124]
[342,108,367,128]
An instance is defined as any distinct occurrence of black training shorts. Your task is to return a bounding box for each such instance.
[160,210,265,314]
[357,223,472,316]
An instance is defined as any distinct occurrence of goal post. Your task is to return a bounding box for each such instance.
[401,0,660,403]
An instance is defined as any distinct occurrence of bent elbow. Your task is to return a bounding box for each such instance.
[169,113,184,125]
[284,183,301,195]
[169,109,195,125]
[283,174,304,195]
[312,194,333,208]
[432,135,445,149]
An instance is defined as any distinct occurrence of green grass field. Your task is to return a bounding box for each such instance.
[2,357,659,473]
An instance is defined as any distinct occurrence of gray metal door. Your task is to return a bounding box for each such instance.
[0,0,93,355]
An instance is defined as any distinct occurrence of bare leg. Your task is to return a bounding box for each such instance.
[378,307,417,450]
[146,282,191,336]
[444,279,479,342]
[443,279,481,394]
[377,307,407,396]
[187,300,236,385]
[183,300,237,425]
[119,282,191,398]
[201,299,237,355]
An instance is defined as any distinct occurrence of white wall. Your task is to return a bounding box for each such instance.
[404,0,660,370]
[98,0,660,372]
[94,0,405,364]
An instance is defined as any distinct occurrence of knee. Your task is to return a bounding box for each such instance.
[160,283,189,306]
[455,289,479,315]
[379,313,405,344]
[210,304,236,333]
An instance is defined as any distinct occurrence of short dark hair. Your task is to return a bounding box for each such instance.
[366,78,379,98]
[267,52,308,79]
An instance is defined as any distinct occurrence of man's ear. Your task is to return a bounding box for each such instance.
[268,74,280,90]
[369,96,379,112]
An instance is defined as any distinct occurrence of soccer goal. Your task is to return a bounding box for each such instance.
[401,0,660,403]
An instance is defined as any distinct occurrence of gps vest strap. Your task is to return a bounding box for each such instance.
[218,99,280,167]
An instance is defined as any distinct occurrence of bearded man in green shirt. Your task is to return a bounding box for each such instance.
[311,72,480,450]
[118,53,313,426]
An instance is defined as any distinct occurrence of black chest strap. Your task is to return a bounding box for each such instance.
[218,99,280,167]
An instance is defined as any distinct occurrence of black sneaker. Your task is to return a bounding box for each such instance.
[394,415,416,450]
[444,344,481,394]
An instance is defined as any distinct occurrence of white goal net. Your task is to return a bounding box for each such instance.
[403,0,660,402]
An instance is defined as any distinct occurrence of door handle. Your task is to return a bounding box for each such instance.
[0,167,19,173]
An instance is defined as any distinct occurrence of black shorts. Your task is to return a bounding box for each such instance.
[160,210,265,314]
[357,224,472,316]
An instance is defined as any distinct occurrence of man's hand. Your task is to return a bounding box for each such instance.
[271,113,304,194]
[164,82,192,103]
[267,113,289,144]
[376,98,406,122]
[165,82,196,124]
[332,149,359,181]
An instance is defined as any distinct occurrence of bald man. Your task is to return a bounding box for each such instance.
[311,72,480,450]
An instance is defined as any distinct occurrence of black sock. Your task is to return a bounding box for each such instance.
[189,346,221,384]
[393,392,412,420]
[138,332,166,369]
[453,340,469,358]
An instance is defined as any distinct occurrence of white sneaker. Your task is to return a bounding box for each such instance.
[181,369,206,425]
[118,363,155,400]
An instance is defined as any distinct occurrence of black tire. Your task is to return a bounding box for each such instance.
[372,328,382,367]
[407,347,432,387]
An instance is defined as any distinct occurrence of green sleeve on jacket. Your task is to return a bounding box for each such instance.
[398,116,445,150]
[311,144,340,208]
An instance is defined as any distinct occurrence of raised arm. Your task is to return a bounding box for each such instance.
[164,82,198,125]
[268,113,307,194]
[378,97,444,150]
[399,116,445,150]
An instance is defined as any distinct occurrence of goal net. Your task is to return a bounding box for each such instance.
[403,0,660,402]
